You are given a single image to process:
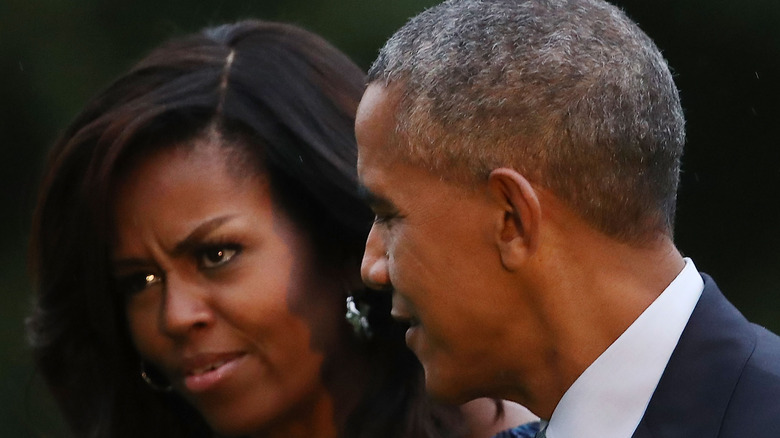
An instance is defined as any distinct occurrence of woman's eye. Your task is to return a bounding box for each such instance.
[116,273,163,296]
[198,245,240,269]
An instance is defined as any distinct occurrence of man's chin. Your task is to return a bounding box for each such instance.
[422,367,472,405]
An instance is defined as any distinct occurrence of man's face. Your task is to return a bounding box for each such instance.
[356,84,525,403]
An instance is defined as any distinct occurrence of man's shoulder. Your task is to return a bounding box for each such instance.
[749,322,780,365]
[635,273,780,437]
[733,323,780,397]
[716,323,780,436]
[693,274,780,393]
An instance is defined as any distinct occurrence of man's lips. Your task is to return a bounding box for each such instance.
[391,308,420,328]
[391,293,419,327]
[390,310,420,328]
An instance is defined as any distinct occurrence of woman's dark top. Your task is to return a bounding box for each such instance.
[492,421,541,438]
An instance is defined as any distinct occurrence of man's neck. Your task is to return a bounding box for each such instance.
[507,208,685,418]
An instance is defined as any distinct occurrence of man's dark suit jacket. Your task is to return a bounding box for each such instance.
[633,273,780,437]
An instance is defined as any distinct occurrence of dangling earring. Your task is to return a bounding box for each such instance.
[140,361,173,392]
[345,295,373,340]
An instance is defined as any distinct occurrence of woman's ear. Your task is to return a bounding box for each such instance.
[487,168,541,270]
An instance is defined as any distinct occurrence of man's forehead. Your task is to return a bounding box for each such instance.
[356,83,396,122]
[356,84,402,177]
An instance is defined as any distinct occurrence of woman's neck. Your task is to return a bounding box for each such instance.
[252,341,373,438]
[255,391,339,438]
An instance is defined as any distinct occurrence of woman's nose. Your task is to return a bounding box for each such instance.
[160,276,214,337]
[361,224,391,290]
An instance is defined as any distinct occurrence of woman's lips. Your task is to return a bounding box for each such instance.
[181,352,246,393]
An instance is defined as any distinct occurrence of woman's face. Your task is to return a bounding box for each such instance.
[112,138,344,436]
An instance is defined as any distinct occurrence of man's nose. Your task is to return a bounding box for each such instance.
[361,224,391,290]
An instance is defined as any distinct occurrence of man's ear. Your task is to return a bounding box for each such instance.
[487,168,541,270]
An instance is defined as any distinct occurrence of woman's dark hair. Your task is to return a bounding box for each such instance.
[28,20,464,438]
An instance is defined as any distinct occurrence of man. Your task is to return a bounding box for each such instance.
[356,0,780,437]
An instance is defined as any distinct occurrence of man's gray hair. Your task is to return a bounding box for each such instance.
[367,0,685,242]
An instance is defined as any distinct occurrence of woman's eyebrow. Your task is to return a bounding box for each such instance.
[172,215,236,255]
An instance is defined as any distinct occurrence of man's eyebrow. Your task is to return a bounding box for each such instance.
[357,184,395,209]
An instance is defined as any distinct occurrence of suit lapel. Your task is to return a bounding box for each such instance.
[633,274,756,437]
[631,422,653,438]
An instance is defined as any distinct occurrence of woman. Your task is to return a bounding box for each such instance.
[28,20,534,438]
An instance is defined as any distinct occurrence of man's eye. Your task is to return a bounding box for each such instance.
[373,212,398,224]
[116,273,163,296]
[198,245,241,269]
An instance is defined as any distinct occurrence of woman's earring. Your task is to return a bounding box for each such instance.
[345,295,373,340]
[140,361,173,392]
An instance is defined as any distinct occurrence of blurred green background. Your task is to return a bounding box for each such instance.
[1,0,778,436]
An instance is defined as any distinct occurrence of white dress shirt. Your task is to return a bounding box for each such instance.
[543,258,704,438]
